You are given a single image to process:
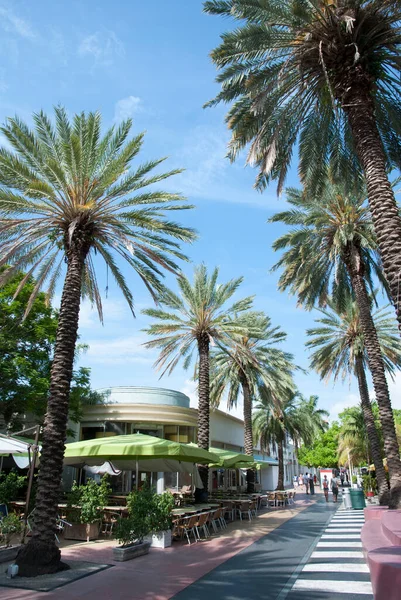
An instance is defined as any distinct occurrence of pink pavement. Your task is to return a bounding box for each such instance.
[1,495,316,600]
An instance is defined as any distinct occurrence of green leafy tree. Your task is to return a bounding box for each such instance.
[210,311,296,491]
[0,272,104,432]
[294,395,329,454]
[307,296,401,501]
[0,108,195,575]
[143,264,253,491]
[271,182,401,505]
[298,423,341,469]
[205,0,401,338]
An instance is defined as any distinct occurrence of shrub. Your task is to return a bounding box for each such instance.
[0,512,22,547]
[361,474,378,495]
[67,475,111,524]
[114,486,175,547]
[0,471,26,505]
[351,475,357,484]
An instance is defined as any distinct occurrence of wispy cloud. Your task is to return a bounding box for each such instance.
[83,334,154,366]
[0,6,37,40]
[169,125,277,209]
[328,393,360,422]
[114,96,142,122]
[78,30,125,66]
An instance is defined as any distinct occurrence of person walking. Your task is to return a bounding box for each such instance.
[309,473,315,495]
[303,472,309,495]
[298,474,303,489]
[331,475,339,502]
[322,475,329,502]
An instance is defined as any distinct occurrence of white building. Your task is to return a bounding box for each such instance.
[69,386,299,491]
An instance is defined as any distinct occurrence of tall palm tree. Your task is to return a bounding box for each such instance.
[0,108,196,575]
[204,1,401,336]
[307,296,401,502]
[270,182,401,505]
[253,393,304,491]
[209,311,296,491]
[142,264,253,492]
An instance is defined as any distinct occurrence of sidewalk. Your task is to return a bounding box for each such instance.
[0,493,318,600]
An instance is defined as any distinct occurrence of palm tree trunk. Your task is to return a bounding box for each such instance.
[355,355,389,504]
[240,374,255,493]
[345,246,401,507]
[344,89,401,331]
[276,439,284,491]
[196,334,210,496]
[16,247,86,576]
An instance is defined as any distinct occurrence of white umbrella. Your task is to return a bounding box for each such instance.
[84,462,122,476]
[0,434,33,454]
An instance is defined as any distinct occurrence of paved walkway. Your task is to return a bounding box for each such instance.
[172,496,338,600]
[0,493,373,600]
[287,508,373,600]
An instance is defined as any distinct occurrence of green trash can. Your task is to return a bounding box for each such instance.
[349,488,366,509]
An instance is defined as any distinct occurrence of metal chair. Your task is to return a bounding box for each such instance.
[276,492,286,507]
[194,511,210,539]
[176,514,199,545]
[237,502,252,521]
[267,493,276,508]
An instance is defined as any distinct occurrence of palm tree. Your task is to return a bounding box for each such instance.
[295,395,329,455]
[270,182,401,505]
[204,1,401,337]
[0,108,196,575]
[209,311,296,491]
[306,296,401,502]
[338,406,371,468]
[253,392,304,491]
[142,264,253,492]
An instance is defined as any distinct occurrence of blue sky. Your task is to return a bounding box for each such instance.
[2,1,400,420]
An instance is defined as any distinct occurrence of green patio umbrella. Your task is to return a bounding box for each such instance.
[186,444,254,468]
[236,460,276,470]
[64,433,219,470]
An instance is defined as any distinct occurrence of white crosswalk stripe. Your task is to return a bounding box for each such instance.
[289,508,372,598]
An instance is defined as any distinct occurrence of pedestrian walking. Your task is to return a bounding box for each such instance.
[313,474,317,486]
[331,475,339,502]
[303,472,309,494]
[293,475,298,488]
[298,474,303,489]
[309,473,315,495]
[322,475,329,502]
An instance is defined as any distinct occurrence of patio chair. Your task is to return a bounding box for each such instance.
[55,516,72,544]
[237,502,252,521]
[287,492,294,505]
[208,508,222,533]
[194,511,210,540]
[176,514,199,545]
[102,510,118,535]
[267,493,276,508]
[276,492,285,507]
[259,495,268,509]
[223,502,235,523]
[249,501,258,518]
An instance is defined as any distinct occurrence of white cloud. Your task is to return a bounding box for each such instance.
[169,126,278,209]
[114,96,142,122]
[328,393,360,422]
[180,378,244,421]
[0,7,36,39]
[83,334,155,366]
[78,31,124,66]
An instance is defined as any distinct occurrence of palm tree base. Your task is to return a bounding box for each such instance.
[389,484,401,510]
[15,539,69,577]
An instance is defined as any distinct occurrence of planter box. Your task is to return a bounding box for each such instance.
[0,544,21,564]
[150,530,172,549]
[113,541,150,562]
[366,492,375,498]
[64,522,100,542]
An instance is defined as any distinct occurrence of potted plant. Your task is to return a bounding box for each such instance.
[362,474,377,498]
[113,486,153,561]
[148,490,175,549]
[0,513,22,563]
[64,476,111,542]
